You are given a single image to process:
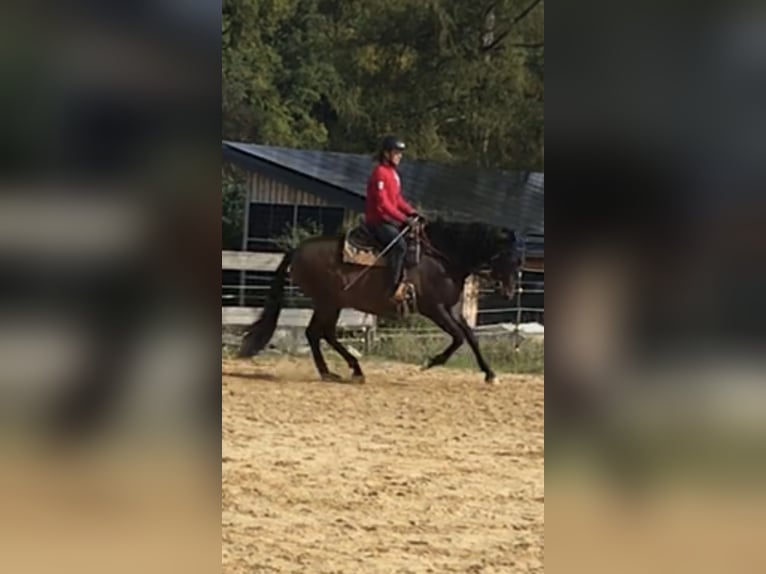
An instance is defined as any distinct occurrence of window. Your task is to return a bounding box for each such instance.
[247,203,346,251]
[296,205,344,236]
[247,203,294,252]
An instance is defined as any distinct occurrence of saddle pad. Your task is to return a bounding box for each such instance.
[342,240,387,267]
[342,225,387,267]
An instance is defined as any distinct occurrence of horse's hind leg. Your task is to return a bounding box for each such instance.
[306,309,342,382]
[321,308,365,383]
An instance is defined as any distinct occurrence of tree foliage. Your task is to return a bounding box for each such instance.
[223,0,543,169]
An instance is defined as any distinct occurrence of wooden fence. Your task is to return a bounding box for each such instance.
[221,250,487,328]
[222,250,376,331]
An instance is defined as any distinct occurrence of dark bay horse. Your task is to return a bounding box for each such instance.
[238,219,520,383]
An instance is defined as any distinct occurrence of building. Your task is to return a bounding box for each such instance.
[222,141,544,324]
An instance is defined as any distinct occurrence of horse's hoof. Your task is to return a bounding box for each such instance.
[321,372,343,382]
[350,374,366,384]
[485,373,497,384]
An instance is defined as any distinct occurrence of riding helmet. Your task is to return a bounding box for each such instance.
[381,135,406,152]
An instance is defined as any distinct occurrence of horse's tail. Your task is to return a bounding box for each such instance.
[238,250,294,357]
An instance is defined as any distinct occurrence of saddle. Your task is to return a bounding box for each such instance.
[342,223,387,267]
[342,221,423,317]
[342,222,422,268]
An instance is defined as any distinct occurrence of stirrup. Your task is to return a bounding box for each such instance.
[392,282,408,302]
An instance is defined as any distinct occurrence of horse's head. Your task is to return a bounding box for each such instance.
[488,229,521,299]
[420,219,521,298]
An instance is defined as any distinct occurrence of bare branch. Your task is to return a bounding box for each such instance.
[510,0,544,27]
[483,2,498,19]
[480,0,543,53]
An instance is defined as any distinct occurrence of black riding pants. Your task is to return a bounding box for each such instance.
[369,222,406,294]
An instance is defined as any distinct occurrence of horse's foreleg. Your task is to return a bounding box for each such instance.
[420,304,465,369]
[452,311,496,383]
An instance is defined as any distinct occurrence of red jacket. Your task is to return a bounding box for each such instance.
[364,163,415,225]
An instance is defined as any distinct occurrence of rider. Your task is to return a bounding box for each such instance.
[364,135,420,303]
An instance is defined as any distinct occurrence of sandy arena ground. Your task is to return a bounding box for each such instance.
[222,356,544,573]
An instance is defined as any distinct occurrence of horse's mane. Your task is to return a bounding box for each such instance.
[422,218,516,271]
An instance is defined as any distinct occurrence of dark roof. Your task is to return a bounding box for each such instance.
[223,141,544,234]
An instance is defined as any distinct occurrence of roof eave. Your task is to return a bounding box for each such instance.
[222,143,366,211]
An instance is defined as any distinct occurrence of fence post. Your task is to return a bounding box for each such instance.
[514,239,526,351]
[363,326,371,355]
[462,275,479,327]
[239,173,252,307]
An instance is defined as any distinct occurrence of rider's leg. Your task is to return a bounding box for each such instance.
[371,223,406,296]
[388,237,406,290]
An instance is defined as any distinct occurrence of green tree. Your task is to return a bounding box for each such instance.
[222,0,337,147]
[222,0,544,168]
[222,167,246,249]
